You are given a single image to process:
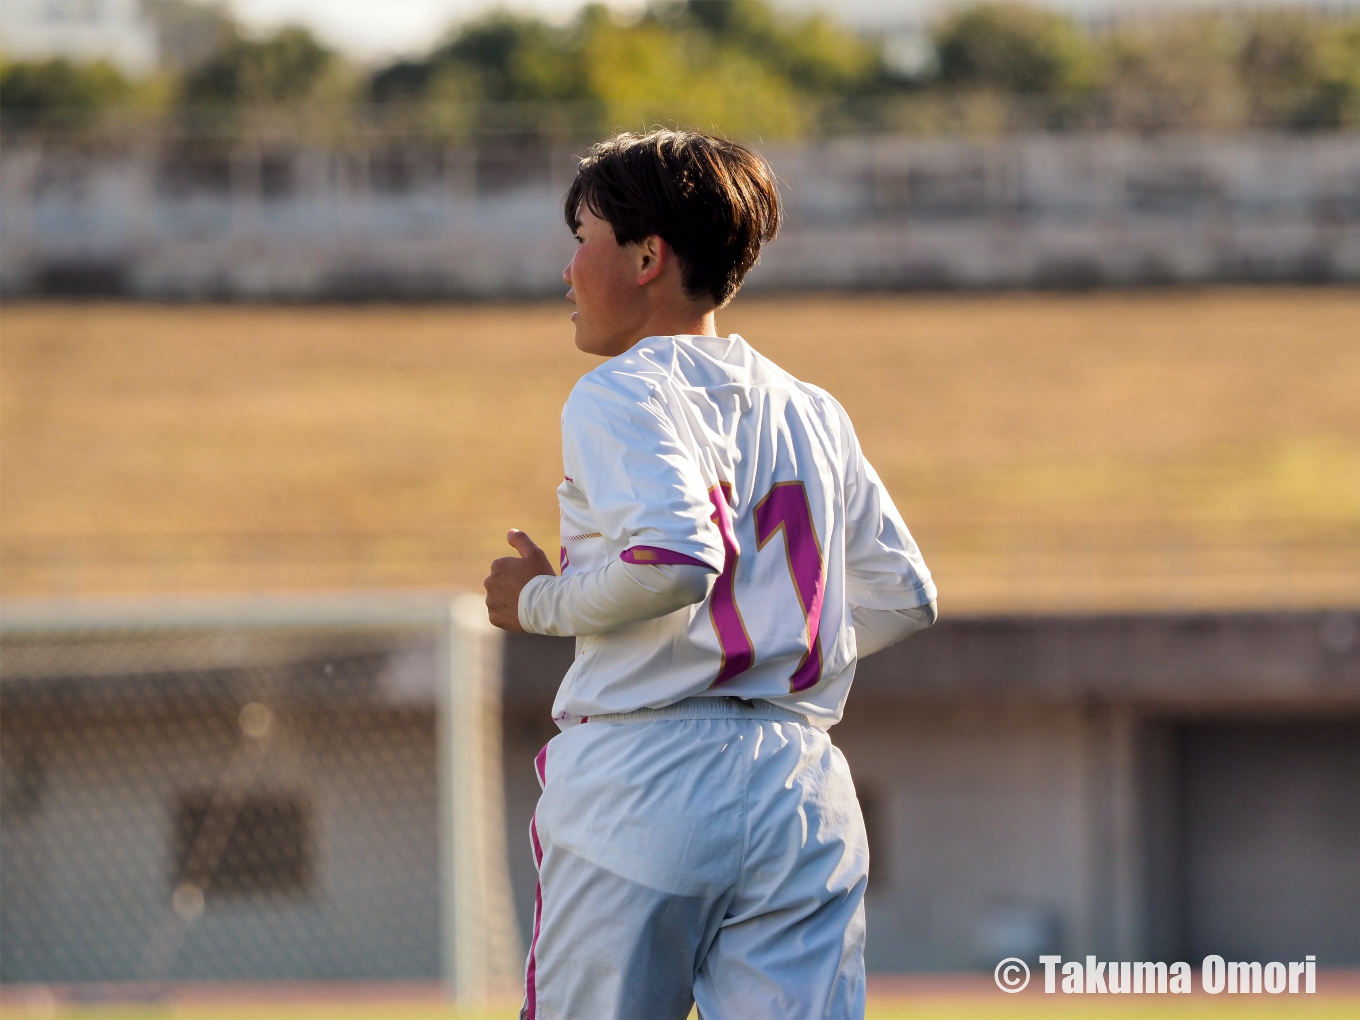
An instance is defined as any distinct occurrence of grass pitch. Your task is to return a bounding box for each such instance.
[2,289,1357,610]
[3,992,1359,1020]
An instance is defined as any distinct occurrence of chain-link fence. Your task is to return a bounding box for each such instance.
[0,595,518,1003]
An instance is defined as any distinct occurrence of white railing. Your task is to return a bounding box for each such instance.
[3,131,1358,296]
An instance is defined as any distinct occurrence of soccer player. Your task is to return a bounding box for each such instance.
[484,130,937,1020]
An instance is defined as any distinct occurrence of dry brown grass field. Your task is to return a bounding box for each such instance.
[2,289,1357,611]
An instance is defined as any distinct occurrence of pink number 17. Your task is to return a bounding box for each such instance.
[707,481,825,692]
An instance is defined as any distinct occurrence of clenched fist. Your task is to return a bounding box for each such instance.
[484,529,555,632]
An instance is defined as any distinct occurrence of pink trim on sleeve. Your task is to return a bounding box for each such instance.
[619,546,713,568]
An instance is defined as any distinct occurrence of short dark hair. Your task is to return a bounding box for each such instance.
[564,130,782,308]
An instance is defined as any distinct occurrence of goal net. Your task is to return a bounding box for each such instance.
[0,593,521,1004]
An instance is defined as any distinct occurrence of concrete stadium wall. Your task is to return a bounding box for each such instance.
[2,132,1357,297]
[840,702,1096,971]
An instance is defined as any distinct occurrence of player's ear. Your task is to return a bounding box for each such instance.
[635,234,665,286]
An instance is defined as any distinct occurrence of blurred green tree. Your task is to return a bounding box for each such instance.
[678,0,881,94]
[584,15,804,137]
[1325,19,1360,126]
[1101,15,1244,130]
[1239,12,1360,127]
[4,0,1357,139]
[367,0,883,139]
[438,13,587,101]
[0,58,132,127]
[933,2,1096,95]
[370,12,587,105]
[181,25,337,107]
[368,9,592,137]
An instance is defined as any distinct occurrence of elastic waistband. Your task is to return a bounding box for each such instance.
[588,696,811,726]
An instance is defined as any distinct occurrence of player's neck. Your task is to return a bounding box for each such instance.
[594,297,719,358]
[640,308,717,341]
[631,296,718,345]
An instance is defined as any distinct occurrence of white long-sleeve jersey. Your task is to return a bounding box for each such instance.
[534,333,935,729]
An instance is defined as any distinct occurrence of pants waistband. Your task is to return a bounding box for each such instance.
[588,696,812,726]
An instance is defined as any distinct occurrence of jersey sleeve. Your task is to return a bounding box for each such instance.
[562,376,725,572]
[837,404,937,611]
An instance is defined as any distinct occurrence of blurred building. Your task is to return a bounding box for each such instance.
[0,0,158,74]
[2,132,1358,297]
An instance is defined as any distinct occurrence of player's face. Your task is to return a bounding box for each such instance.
[564,205,649,357]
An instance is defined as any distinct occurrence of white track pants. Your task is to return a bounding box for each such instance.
[521,698,868,1020]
